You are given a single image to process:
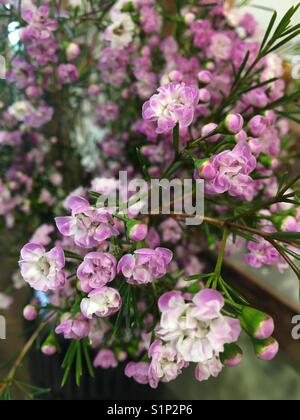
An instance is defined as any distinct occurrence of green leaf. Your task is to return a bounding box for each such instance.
[231,229,258,243]
[282,247,300,261]
[75,341,83,386]
[61,341,77,388]
[82,339,94,379]
[185,273,212,281]
[136,147,150,181]
[232,51,250,88]
[268,231,300,241]
[0,386,12,400]
[260,10,277,52]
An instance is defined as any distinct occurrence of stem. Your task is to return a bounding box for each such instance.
[0,316,52,397]
[173,124,180,158]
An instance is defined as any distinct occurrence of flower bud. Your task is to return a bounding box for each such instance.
[199,88,211,103]
[66,43,81,61]
[201,123,221,143]
[224,114,244,134]
[127,220,148,242]
[239,306,275,340]
[194,158,216,180]
[184,12,196,25]
[41,333,57,356]
[169,70,183,82]
[235,130,247,142]
[253,337,279,361]
[88,85,100,97]
[220,343,243,367]
[23,305,38,321]
[198,70,213,84]
[248,115,267,137]
[258,153,274,169]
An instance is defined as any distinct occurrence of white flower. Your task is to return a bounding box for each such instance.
[105,13,135,49]
[80,287,121,319]
[156,290,241,364]
[8,101,33,122]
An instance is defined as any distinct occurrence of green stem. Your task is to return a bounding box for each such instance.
[173,124,180,158]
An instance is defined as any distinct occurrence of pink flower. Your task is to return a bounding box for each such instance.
[58,64,79,84]
[248,115,268,137]
[21,6,58,41]
[148,340,187,389]
[77,252,117,293]
[159,218,182,244]
[142,82,200,133]
[118,247,173,285]
[26,37,58,66]
[19,243,66,292]
[125,362,150,385]
[55,314,91,340]
[93,349,118,369]
[55,196,118,249]
[30,224,54,246]
[191,20,212,48]
[197,142,257,201]
[210,33,233,61]
[244,235,280,268]
[195,357,223,382]
[80,287,121,319]
[156,290,241,371]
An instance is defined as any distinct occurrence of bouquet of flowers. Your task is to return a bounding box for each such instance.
[1,0,300,399]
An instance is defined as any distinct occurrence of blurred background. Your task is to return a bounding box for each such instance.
[1,0,300,400]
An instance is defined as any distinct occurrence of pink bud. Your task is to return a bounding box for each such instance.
[23,305,38,321]
[88,85,100,97]
[184,12,196,25]
[198,88,211,103]
[198,70,213,84]
[169,71,183,82]
[239,306,275,340]
[253,337,279,361]
[200,161,216,180]
[41,344,57,357]
[220,343,243,368]
[117,351,127,362]
[66,43,81,61]
[128,221,148,242]
[224,114,244,134]
[248,115,267,137]
[201,123,221,143]
[235,130,247,142]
